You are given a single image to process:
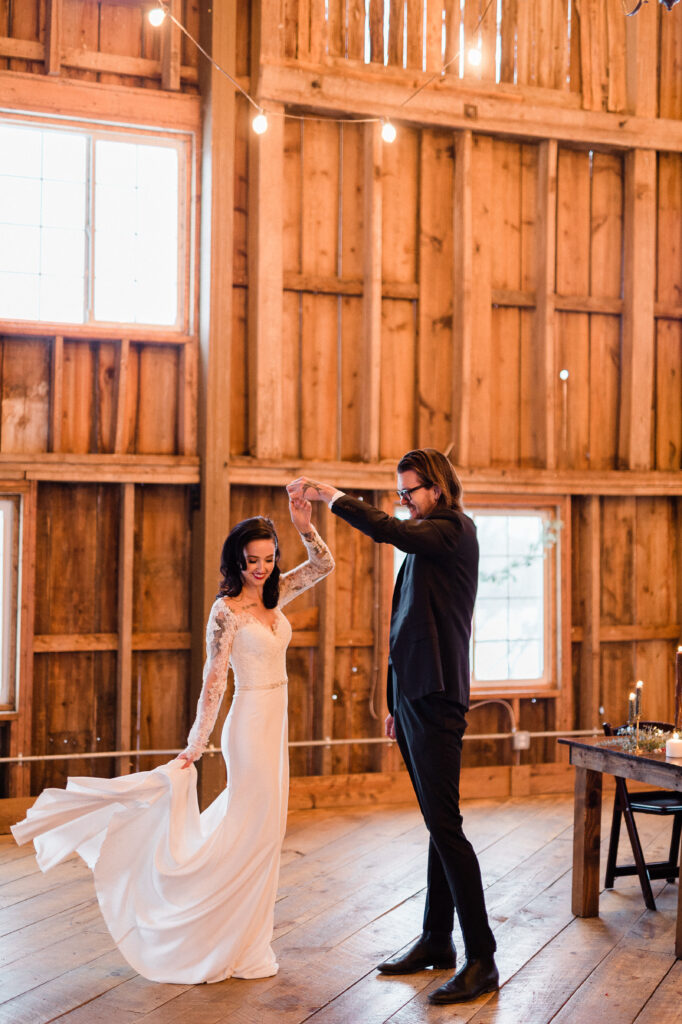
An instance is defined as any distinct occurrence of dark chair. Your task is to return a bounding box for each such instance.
[602,721,682,910]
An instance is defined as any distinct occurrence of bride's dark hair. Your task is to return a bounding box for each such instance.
[218,517,281,609]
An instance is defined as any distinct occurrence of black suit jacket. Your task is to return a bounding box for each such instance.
[331,495,478,712]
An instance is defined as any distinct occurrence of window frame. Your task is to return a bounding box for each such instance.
[466,494,568,701]
[0,111,195,335]
[0,483,33,716]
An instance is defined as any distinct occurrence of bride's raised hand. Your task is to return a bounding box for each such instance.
[289,494,313,534]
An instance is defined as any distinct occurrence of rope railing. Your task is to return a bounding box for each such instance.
[0,728,602,764]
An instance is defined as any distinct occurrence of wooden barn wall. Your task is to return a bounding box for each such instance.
[3,0,682,799]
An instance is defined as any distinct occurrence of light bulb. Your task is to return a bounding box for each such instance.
[467,47,482,67]
[559,369,569,381]
[252,112,268,135]
[381,120,397,143]
[148,6,166,27]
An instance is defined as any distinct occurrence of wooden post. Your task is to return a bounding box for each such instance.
[113,339,130,454]
[535,140,558,470]
[362,121,382,462]
[315,507,336,775]
[247,103,284,459]
[50,335,63,453]
[195,0,237,805]
[44,0,62,77]
[581,495,601,730]
[161,0,182,92]
[453,130,473,468]
[571,765,602,918]
[9,482,37,798]
[620,149,656,470]
[116,483,134,775]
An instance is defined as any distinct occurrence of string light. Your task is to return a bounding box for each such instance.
[381,120,397,143]
[147,0,497,142]
[148,4,166,27]
[252,111,268,135]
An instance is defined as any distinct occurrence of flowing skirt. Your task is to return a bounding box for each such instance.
[12,685,289,984]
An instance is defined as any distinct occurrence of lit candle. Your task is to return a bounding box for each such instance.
[675,646,682,732]
[628,692,636,726]
[666,732,682,758]
[635,680,643,718]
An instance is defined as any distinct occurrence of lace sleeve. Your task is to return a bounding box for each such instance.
[182,601,238,760]
[279,525,335,608]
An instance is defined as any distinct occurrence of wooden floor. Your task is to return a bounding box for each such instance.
[1,793,681,1024]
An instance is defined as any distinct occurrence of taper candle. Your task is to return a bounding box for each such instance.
[628,692,636,726]
[635,680,643,718]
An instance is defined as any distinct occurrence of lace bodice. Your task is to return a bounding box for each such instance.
[184,526,334,759]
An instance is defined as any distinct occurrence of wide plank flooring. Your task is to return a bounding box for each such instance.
[1,794,680,1023]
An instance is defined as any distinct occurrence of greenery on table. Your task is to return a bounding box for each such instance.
[599,726,674,754]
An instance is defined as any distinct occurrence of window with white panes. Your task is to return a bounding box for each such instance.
[393,503,561,692]
[0,121,186,329]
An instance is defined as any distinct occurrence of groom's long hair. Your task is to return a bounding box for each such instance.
[218,516,281,608]
[397,449,464,513]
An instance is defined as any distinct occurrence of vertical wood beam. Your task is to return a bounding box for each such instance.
[535,139,558,470]
[113,339,130,454]
[9,482,37,797]
[247,104,284,458]
[116,483,135,775]
[161,0,182,91]
[315,507,336,775]
[49,335,63,453]
[45,0,62,76]
[581,495,601,730]
[378,492,396,772]
[625,0,659,118]
[619,149,656,470]
[362,122,382,462]
[195,0,237,805]
[453,129,473,467]
[178,341,197,456]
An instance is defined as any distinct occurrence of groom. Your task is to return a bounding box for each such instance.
[287,449,497,1004]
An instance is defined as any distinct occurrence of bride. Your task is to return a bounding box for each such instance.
[12,493,334,984]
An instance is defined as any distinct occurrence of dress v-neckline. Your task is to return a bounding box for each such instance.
[230,603,280,634]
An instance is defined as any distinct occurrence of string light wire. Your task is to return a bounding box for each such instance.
[150,0,498,134]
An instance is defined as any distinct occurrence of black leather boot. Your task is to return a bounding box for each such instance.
[428,955,499,1003]
[377,933,456,974]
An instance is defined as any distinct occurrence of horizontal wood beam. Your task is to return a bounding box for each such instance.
[32,628,375,653]
[571,624,682,644]
[226,458,682,497]
[0,320,194,345]
[33,632,193,652]
[258,61,682,154]
[0,38,197,84]
[0,454,199,484]
[0,70,201,132]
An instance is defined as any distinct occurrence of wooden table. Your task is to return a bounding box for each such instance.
[558,736,682,958]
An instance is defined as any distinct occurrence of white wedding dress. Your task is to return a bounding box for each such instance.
[12,527,334,984]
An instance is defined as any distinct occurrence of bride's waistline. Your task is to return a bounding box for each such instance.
[234,679,288,693]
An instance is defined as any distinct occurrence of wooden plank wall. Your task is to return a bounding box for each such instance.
[3,0,682,800]
[0,0,201,797]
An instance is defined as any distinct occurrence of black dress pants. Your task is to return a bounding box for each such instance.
[393,682,496,959]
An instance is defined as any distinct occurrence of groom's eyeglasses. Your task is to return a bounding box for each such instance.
[396,484,428,501]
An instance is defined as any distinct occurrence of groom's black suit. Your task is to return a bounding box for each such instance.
[331,494,496,958]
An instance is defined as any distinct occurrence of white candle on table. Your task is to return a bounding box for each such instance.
[666,732,682,758]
